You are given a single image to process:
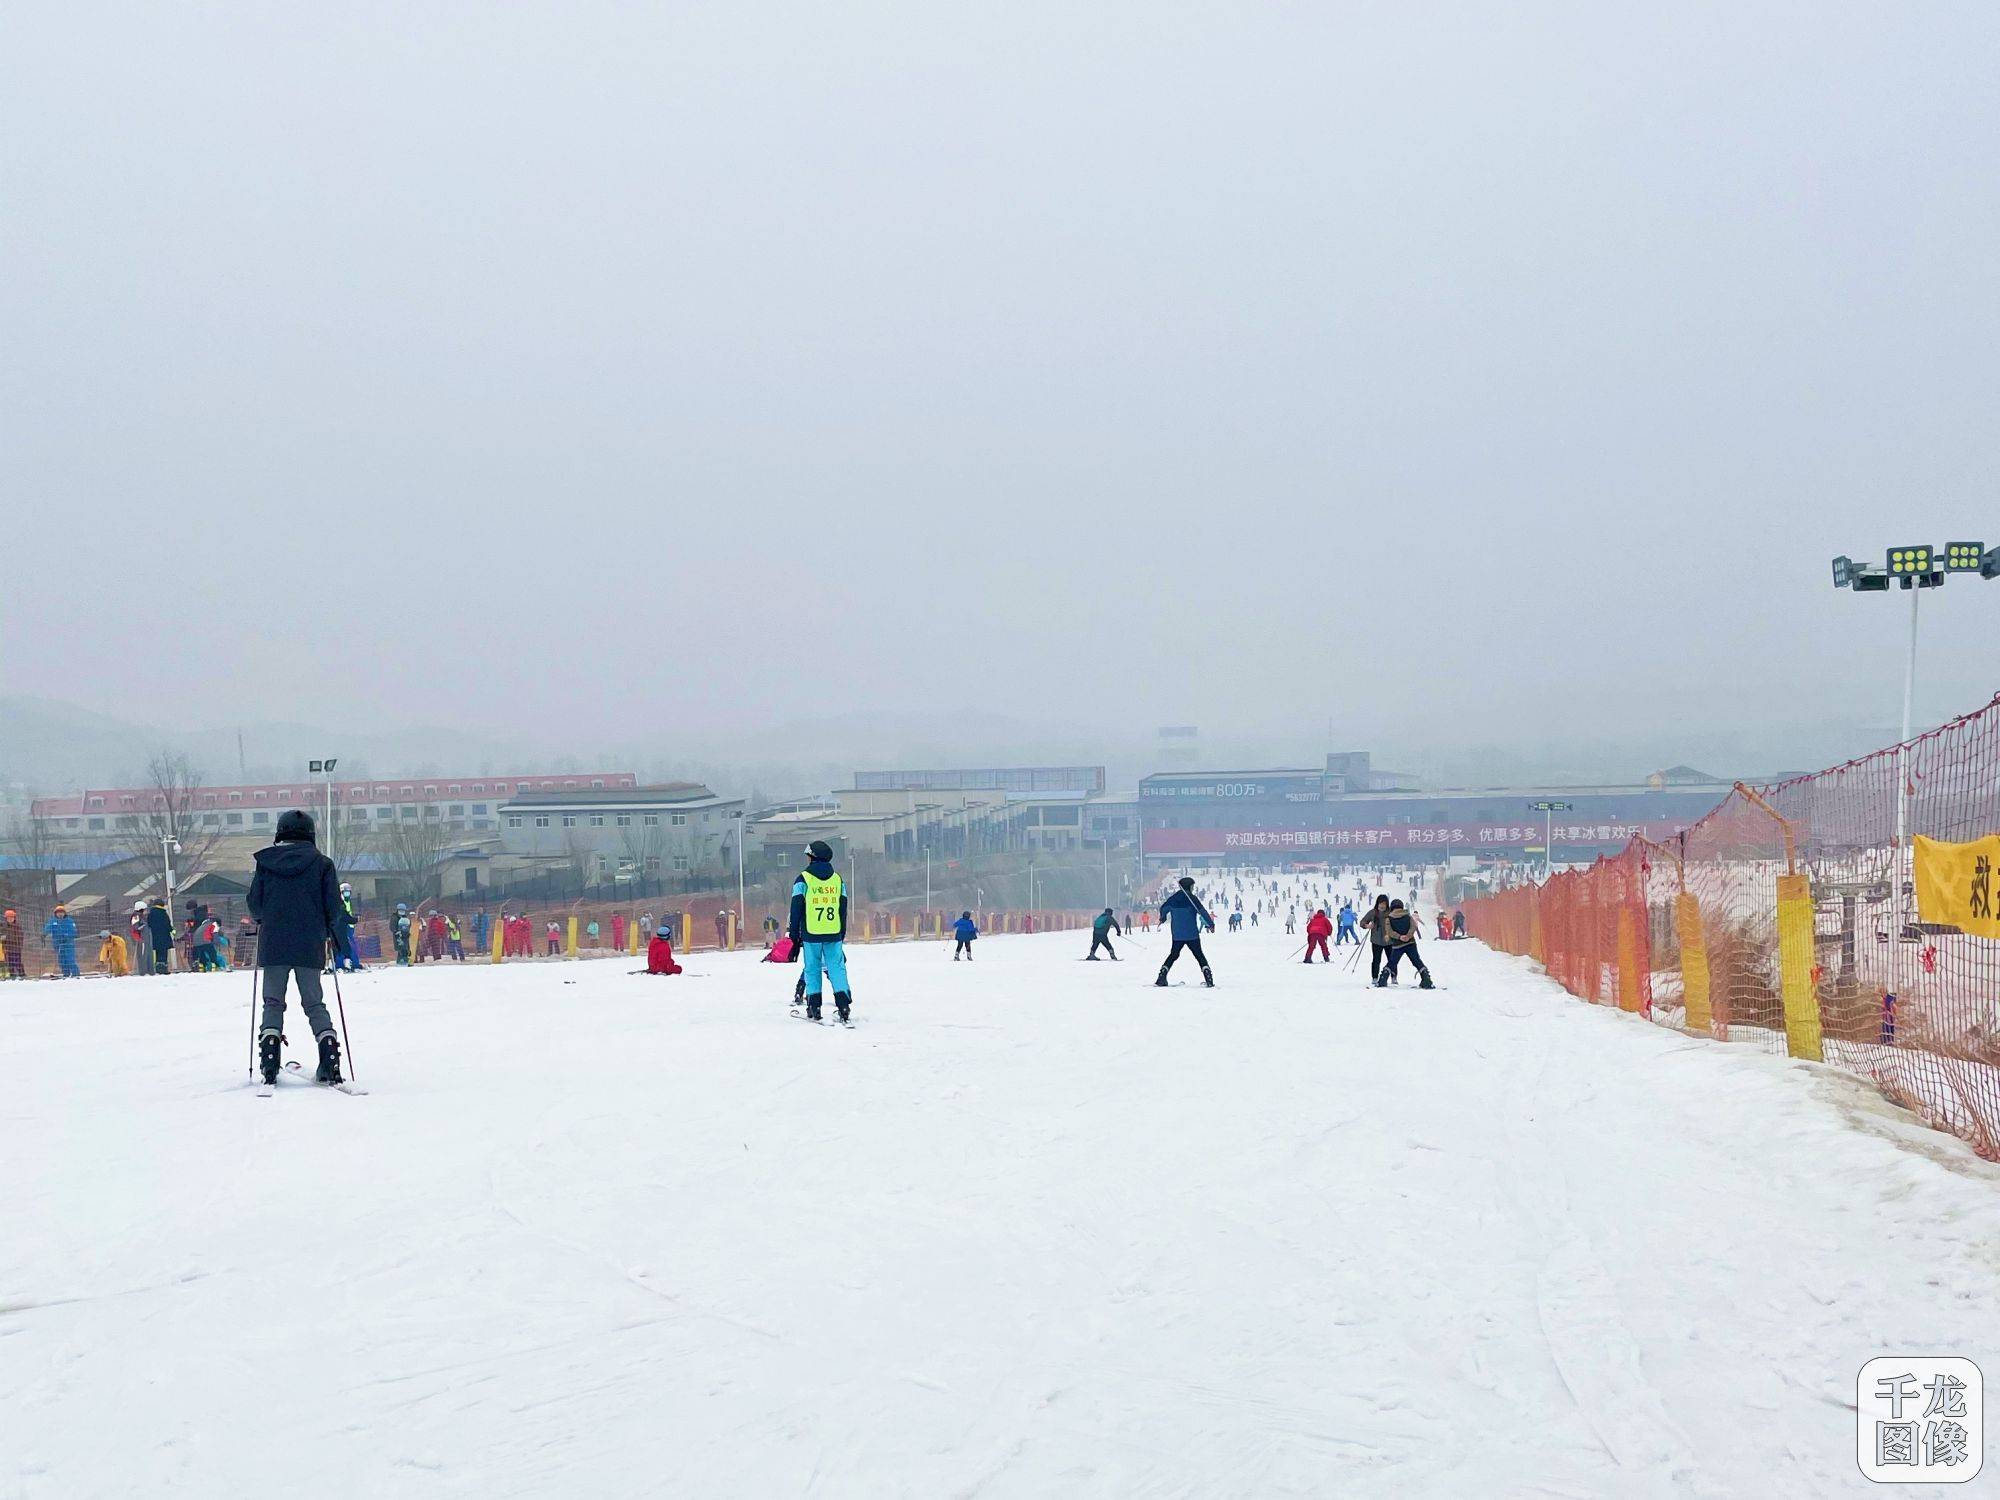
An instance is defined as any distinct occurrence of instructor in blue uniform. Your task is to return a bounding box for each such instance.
[789,840,853,1024]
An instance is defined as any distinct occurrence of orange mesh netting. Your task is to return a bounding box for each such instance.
[1463,691,2000,1159]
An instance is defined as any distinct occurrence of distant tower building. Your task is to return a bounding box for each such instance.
[1157,725,1200,770]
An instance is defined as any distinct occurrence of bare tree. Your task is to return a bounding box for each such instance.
[114,752,223,894]
[615,818,667,891]
[561,828,597,895]
[374,812,458,902]
[4,807,63,870]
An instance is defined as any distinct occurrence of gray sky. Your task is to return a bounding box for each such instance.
[6,1,1998,779]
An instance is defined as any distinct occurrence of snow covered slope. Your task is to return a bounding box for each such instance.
[6,927,1998,1497]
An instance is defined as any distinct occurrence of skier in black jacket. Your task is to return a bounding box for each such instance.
[246,809,345,1084]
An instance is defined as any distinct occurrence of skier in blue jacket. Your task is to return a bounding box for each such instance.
[1155,876,1216,988]
[44,905,80,977]
[951,911,978,960]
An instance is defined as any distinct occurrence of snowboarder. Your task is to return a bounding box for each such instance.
[247,809,346,1086]
[1085,907,1123,960]
[952,910,978,960]
[789,840,852,1023]
[1375,900,1435,989]
[1155,876,1216,988]
[44,905,80,977]
[1304,908,1333,963]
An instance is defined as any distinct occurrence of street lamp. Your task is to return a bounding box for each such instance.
[1530,801,1572,880]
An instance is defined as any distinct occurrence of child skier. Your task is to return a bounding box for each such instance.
[788,840,853,1023]
[952,910,978,960]
[97,928,130,976]
[1304,908,1333,963]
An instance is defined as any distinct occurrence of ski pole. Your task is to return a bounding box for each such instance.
[247,962,261,1078]
[328,949,355,1082]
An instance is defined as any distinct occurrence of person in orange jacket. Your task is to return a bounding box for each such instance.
[1303,908,1334,964]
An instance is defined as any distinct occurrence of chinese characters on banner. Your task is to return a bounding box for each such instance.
[1857,1357,1983,1484]
[1914,834,2000,939]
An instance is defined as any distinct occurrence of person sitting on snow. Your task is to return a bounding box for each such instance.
[644,927,683,975]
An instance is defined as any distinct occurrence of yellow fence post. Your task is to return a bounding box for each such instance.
[1529,899,1545,967]
[682,911,693,953]
[728,911,738,951]
[1675,891,1712,1034]
[1615,907,1642,1012]
[491,919,505,963]
[566,915,579,957]
[1775,871,1823,1061]
[628,918,641,956]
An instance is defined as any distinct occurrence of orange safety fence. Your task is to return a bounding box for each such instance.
[1463,691,2000,1159]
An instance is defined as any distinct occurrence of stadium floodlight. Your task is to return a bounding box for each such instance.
[1849,565,1891,593]
[1944,541,1986,573]
[1886,544,1934,579]
[1984,547,2000,581]
[1832,555,1854,588]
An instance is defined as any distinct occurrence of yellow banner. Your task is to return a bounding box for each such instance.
[1914,834,2000,938]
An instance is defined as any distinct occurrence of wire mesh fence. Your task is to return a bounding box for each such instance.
[1463,692,2000,1158]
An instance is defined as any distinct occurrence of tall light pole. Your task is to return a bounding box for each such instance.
[1832,542,1997,971]
[310,757,339,861]
[732,810,746,939]
[1530,801,1572,881]
[160,834,181,967]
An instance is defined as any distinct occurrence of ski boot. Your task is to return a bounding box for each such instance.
[257,1028,283,1086]
[1418,978,1436,991]
[1154,970,1170,988]
[1201,969,1215,989]
[806,991,822,1022]
[834,991,851,1025]
[314,1029,344,1084]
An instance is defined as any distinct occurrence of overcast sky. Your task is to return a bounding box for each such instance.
[5,1,1997,773]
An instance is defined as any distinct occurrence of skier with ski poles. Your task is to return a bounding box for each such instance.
[1154,876,1216,988]
[247,809,348,1087]
[788,839,853,1024]
[1085,907,1123,961]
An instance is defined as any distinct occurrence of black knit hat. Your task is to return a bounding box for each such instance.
[275,809,316,843]
[806,840,833,862]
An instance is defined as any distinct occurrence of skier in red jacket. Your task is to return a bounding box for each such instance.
[1304,909,1334,964]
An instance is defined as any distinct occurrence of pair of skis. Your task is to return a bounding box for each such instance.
[256,1060,368,1097]
[789,1006,855,1028]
